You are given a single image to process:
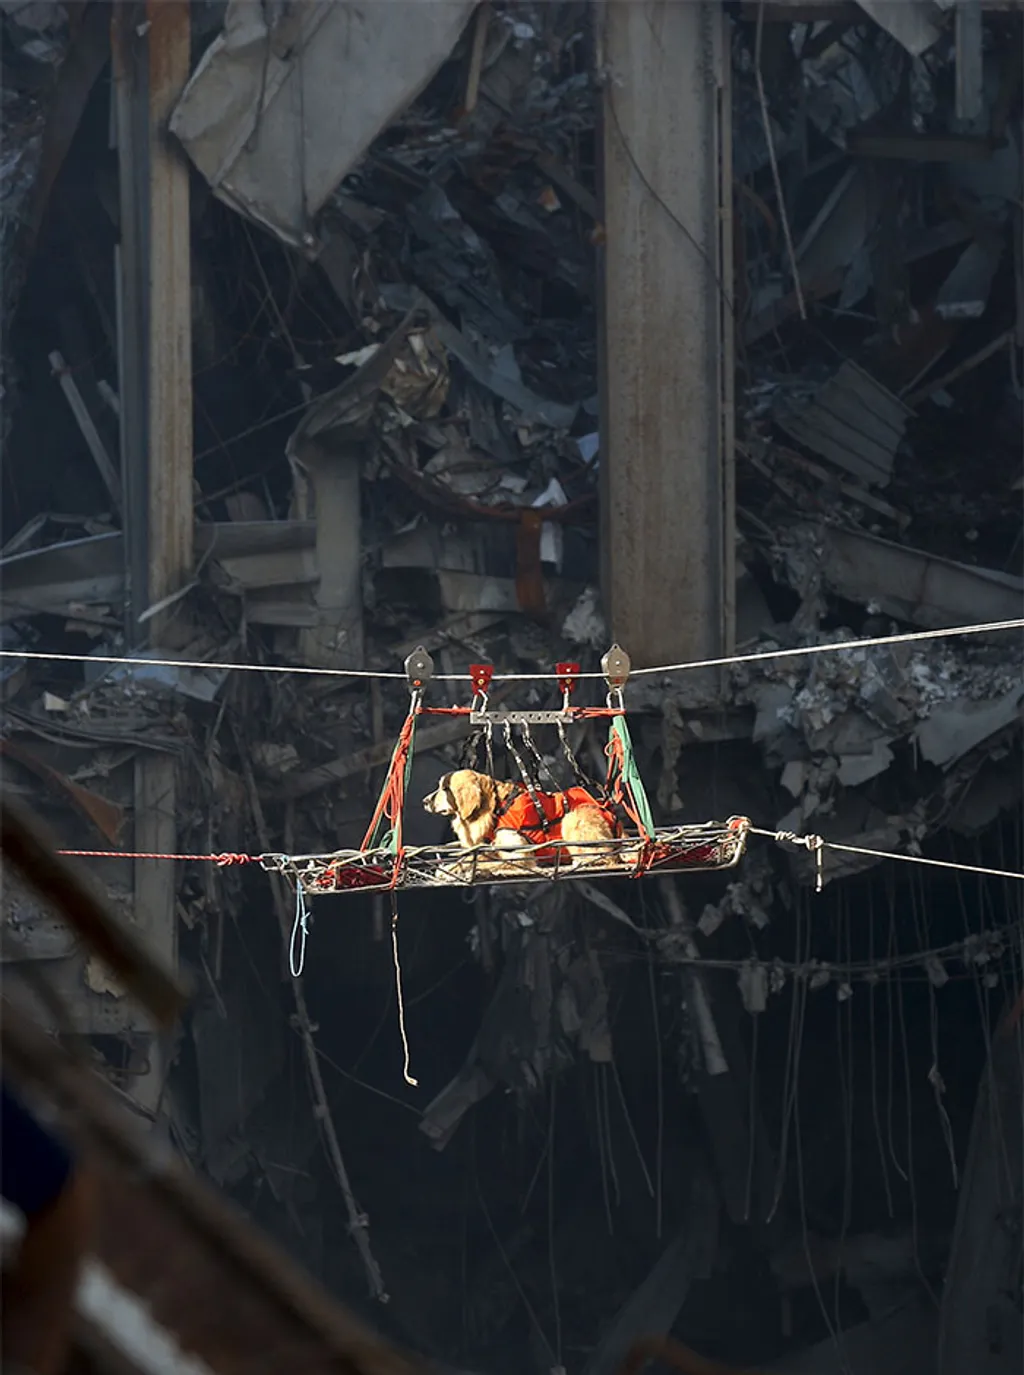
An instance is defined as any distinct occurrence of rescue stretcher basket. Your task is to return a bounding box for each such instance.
[261,818,750,895]
[265,647,752,897]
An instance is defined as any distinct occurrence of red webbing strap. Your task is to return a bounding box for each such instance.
[604,730,645,835]
[360,708,418,884]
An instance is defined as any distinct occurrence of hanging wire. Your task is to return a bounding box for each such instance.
[866,881,896,1218]
[5,615,1023,684]
[790,889,846,1356]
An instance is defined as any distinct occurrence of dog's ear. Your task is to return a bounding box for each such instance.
[449,770,488,823]
[423,774,453,813]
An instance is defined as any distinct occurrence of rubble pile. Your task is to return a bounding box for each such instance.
[1,4,1021,1374]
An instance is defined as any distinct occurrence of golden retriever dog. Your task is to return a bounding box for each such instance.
[423,769,620,873]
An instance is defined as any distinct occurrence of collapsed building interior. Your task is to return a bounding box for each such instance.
[1,2,1022,1373]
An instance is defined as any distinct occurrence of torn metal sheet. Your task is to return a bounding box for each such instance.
[794,165,877,308]
[802,30,900,141]
[287,307,447,449]
[0,531,123,620]
[807,525,1024,629]
[49,349,122,511]
[379,283,578,428]
[935,233,1004,319]
[0,739,124,842]
[856,0,944,57]
[169,0,475,248]
[88,650,230,704]
[915,684,1024,768]
[773,363,913,488]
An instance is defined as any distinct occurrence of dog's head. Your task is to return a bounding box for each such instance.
[423,769,493,822]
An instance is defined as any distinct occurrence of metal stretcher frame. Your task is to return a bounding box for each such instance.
[274,646,753,897]
[261,819,751,895]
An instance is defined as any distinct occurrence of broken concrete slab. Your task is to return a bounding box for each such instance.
[915,684,1024,768]
[169,0,475,248]
[805,525,1024,629]
[750,682,796,743]
[837,737,895,786]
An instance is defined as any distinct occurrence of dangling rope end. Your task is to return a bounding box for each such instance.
[289,880,310,977]
[390,894,418,1088]
[811,835,824,892]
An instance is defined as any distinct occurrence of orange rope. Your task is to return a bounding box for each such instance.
[360,709,417,855]
[605,731,653,843]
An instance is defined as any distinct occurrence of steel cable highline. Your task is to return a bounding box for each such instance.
[2,615,1023,684]
[54,839,1024,884]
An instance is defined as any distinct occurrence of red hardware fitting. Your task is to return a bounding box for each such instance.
[556,662,580,695]
[469,664,494,695]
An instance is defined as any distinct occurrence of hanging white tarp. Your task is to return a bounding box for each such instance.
[169,0,475,248]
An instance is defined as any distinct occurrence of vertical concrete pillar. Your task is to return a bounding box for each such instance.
[298,440,366,671]
[599,0,735,669]
[114,0,193,1109]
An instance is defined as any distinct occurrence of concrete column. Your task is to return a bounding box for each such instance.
[298,439,366,671]
[114,0,193,1111]
[599,0,735,669]
[147,0,194,619]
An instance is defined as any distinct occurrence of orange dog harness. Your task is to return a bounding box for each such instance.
[495,785,620,853]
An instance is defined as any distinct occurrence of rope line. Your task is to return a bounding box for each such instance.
[644,918,1024,983]
[56,848,254,865]
[630,617,1024,680]
[3,648,408,680]
[53,834,1024,882]
[3,616,1022,685]
[290,881,310,978]
[390,893,418,1088]
[753,828,1024,884]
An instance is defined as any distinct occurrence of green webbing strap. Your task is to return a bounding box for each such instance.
[609,715,657,837]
